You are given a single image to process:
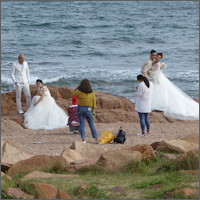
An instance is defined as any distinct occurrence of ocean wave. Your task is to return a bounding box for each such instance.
[144,38,166,44]
[1,62,13,70]
[166,70,199,80]
[22,43,38,47]
[1,76,14,85]
[92,24,112,29]
[117,36,134,43]
[29,61,63,65]
[30,22,52,27]
[71,40,84,45]
[171,24,189,29]
[83,52,105,57]
[2,66,198,85]
[1,67,139,85]
[1,67,199,99]
[62,25,87,30]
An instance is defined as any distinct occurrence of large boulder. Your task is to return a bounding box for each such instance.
[123,144,156,161]
[7,155,67,177]
[1,91,18,115]
[96,109,138,123]
[5,187,34,199]
[156,139,199,154]
[97,95,123,109]
[57,87,73,100]
[1,139,33,165]
[95,149,142,171]
[96,92,133,110]
[29,182,71,199]
[150,141,161,150]
[62,141,107,170]
[28,85,64,101]
[1,118,27,135]
[158,153,179,160]
[95,92,138,123]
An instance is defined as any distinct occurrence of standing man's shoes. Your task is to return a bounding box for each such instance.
[18,110,24,114]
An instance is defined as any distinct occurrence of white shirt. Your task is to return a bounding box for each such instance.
[135,81,154,113]
[20,63,24,70]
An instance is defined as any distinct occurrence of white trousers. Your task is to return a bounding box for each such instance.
[15,83,31,111]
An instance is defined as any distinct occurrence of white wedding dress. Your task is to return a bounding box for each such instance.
[150,62,199,120]
[23,86,69,130]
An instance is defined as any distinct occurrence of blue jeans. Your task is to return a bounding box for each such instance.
[138,112,150,133]
[77,105,98,139]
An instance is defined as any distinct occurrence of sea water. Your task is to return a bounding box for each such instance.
[1,1,199,102]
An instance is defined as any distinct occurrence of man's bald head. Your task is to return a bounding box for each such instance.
[18,54,25,64]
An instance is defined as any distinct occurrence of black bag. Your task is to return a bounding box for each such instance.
[114,127,126,144]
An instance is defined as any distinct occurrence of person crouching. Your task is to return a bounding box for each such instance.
[67,96,80,134]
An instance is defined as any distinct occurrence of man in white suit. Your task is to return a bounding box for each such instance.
[141,49,157,79]
[11,54,31,114]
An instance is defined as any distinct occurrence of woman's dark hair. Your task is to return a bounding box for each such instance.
[157,52,163,58]
[137,75,150,88]
[150,49,156,54]
[36,79,43,84]
[78,79,93,93]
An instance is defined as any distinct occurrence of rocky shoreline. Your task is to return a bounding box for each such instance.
[1,85,199,199]
[1,85,199,156]
[2,85,199,123]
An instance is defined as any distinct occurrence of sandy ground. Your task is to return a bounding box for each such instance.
[1,117,199,156]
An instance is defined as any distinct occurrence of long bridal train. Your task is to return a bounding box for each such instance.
[151,68,199,121]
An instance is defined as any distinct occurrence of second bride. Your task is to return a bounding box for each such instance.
[150,53,199,121]
[23,79,68,130]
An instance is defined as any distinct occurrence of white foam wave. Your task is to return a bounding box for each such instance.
[1,67,199,87]
[1,76,14,84]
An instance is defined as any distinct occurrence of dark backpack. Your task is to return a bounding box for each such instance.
[114,127,126,144]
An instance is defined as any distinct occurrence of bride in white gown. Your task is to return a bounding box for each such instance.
[150,53,199,121]
[23,79,69,130]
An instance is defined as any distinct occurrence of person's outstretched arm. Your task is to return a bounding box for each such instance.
[70,85,79,97]
[160,62,167,69]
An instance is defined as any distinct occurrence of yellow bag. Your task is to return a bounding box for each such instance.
[98,129,115,144]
